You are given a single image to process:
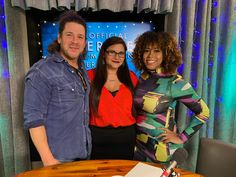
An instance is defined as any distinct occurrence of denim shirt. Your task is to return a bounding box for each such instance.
[23,53,91,161]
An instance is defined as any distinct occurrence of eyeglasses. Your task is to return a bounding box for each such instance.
[106,50,125,58]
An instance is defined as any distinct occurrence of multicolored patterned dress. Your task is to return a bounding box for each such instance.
[134,71,210,163]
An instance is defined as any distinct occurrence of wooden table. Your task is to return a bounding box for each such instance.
[15,159,203,177]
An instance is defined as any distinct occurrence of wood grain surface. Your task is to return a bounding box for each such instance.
[15,159,203,177]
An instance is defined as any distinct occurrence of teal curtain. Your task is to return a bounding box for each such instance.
[0,1,30,177]
[166,0,236,171]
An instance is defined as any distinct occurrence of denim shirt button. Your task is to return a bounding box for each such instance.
[71,88,75,91]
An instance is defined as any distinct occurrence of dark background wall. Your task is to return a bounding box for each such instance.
[26,8,165,66]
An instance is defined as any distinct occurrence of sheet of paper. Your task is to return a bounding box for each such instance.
[124,162,163,177]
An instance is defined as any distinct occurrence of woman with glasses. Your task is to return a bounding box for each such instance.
[88,36,138,159]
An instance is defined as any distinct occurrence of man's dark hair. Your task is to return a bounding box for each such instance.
[48,10,87,59]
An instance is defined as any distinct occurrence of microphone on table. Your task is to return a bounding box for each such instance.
[160,148,188,177]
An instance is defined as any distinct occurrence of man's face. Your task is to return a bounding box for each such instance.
[58,22,86,62]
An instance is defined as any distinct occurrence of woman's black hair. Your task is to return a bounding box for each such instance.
[91,36,136,116]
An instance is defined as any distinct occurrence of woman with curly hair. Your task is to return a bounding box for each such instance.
[132,31,210,163]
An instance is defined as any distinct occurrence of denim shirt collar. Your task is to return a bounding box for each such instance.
[48,52,65,63]
[49,52,85,70]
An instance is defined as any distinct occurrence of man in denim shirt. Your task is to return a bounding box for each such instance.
[23,10,91,166]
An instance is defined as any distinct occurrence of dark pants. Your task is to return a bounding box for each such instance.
[90,124,136,160]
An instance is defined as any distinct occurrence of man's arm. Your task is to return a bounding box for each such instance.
[29,126,60,166]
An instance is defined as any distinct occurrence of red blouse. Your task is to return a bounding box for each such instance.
[88,69,138,127]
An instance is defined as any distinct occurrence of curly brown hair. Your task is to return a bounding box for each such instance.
[132,31,182,74]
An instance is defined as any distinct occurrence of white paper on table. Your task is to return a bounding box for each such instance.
[124,162,163,177]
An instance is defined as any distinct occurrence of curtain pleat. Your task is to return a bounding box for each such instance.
[11,0,174,13]
[159,0,174,13]
[25,0,49,11]
[164,0,181,41]
[57,0,74,10]
[0,137,4,176]
[136,0,174,13]
[11,0,26,10]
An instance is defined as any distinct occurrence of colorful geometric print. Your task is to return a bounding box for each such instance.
[134,72,210,162]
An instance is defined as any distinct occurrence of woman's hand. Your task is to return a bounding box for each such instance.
[157,126,183,144]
